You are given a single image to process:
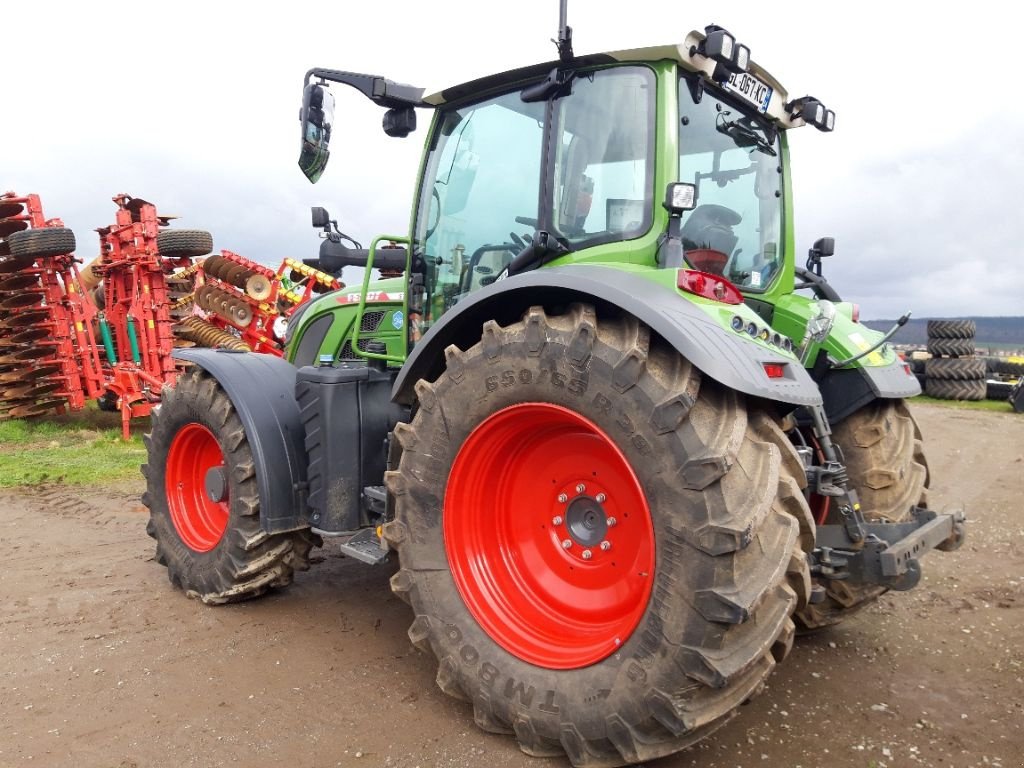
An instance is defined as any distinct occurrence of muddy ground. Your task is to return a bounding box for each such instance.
[1,403,1021,768]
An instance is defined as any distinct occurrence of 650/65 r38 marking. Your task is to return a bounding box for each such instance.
[384,303,814,767]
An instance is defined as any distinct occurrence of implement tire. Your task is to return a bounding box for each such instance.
[142,366,318,604]
[796,400,928,630]
[157,229,213,259]
[7,227,77,259]
[384,304,813,767]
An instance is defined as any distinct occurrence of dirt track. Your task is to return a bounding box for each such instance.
[1,403,1021,768]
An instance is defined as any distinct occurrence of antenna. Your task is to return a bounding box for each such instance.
[556,0,573,62]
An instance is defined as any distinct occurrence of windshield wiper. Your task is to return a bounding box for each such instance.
[716,118,777,156]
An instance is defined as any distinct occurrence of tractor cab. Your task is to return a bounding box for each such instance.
[296,27,836,348]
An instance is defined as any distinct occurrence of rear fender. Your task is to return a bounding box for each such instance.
[172,349,309,534]
[392,266,823,408]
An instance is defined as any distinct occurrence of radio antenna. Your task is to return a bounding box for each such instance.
[556,0,573,62]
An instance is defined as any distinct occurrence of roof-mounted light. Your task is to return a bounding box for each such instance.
[692,24,751,82]
[786,96,836,132]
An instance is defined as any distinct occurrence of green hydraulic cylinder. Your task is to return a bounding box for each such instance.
[98,315,117,364]
[125,319,142,365]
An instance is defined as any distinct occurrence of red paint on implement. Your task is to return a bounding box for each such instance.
[444,402,655,669]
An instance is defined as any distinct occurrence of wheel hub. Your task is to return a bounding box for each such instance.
[204,466,228,503]
[565,494,607,547]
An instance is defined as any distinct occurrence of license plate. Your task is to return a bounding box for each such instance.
[725,71,773,114]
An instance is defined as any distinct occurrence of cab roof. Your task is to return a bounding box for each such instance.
[423,29,801,129]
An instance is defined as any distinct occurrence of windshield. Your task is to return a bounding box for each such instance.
[411,66,657,334]
[678,76,783,291]
[413,91,545,330]
[551,66,655,246]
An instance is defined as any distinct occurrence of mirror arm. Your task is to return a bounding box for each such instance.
[304,68,426,108]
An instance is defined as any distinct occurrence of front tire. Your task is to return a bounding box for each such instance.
[795,399,928,629]
[142,367,318,604]
[384,305,813,767]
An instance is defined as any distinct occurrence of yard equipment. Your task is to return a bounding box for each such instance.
[0,192,101,420]
[180,249,342,356]
[0,192,216,436]
[143,6,965,766]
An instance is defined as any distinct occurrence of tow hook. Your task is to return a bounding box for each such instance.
[812,507,966,591]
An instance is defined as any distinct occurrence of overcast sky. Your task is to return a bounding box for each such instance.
[4,1,1021,319]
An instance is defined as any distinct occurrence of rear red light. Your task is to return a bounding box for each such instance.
[763,363,786,379]
[851,303,860,323]
[676,269,743,305]
[904,363,913,376]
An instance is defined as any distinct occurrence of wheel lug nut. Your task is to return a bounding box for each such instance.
[600,541,611,551]
[576,483,586,494]
[558,493,568,503]
[552,515,563,526]
[561,539,572,549]
[606,516,617,527]
[581,549,593,560]
[596,493,606,503]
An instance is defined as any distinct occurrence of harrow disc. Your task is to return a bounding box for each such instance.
[10,345,60,362]
[9,364,62,382]
[0,219,28,239]
[0,256,35,274]
[245,274,272,301]
[7,398,66,418]
[201,254,226,279]
[0,202,25,219]
[0,273,42,292]
[8,327,52,345]
[0,309,50,329]
[5,381,63,400]
[0,292,44,310]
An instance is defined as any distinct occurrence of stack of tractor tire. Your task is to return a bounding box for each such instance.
[923,319,985,401]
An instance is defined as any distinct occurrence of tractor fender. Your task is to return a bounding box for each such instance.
[817,363,921,426]
[172,349,309,534]
[393,265,823,408]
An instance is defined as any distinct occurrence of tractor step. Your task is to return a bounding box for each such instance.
[337,527,389,565]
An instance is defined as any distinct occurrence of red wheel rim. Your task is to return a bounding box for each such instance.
[165,423,230,552]
[444,403,655,669]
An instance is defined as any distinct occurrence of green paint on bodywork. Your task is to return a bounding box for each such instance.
[284,276,406,367]
[773,293,896,368]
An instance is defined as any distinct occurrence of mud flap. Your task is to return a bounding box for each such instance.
[172,349,309,533]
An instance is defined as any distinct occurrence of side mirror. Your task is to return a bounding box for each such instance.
[298,84,336,184]
[311,206,331,229]
[811,237,835,258]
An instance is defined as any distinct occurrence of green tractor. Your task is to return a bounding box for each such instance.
[144,7,964,766]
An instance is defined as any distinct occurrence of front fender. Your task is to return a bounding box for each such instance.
[393,266,822,408]
[172,349,308,534]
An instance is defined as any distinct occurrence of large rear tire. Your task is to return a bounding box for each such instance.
[795,399,928,629]
[142,366,318,604]
[384,305,813,767]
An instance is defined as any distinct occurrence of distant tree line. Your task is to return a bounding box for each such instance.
[862,317,1023,348]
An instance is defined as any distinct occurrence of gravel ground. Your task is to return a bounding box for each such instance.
[0,402,1020,768]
